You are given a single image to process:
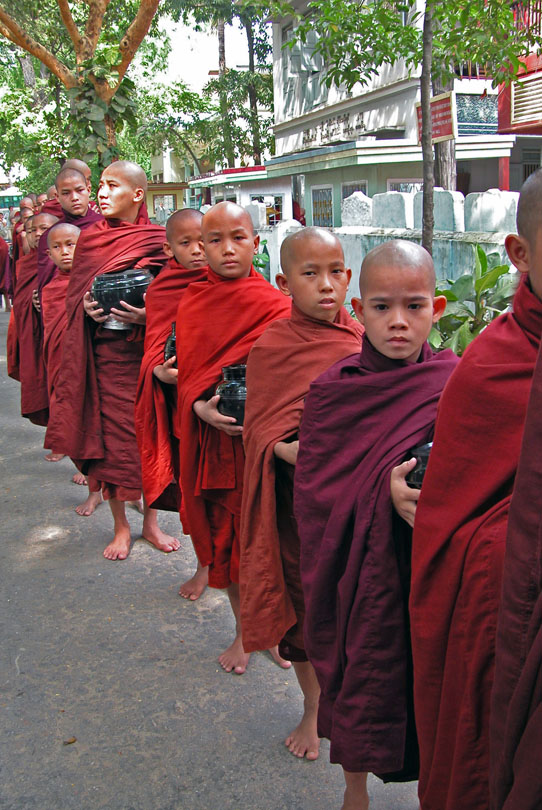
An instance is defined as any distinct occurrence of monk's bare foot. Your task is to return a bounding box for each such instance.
[179,565,209,600]
[141,524,180,553]
[75,491,103,516]
[45,452,65,462]
[219,635,250,675]
[285,710,320,760]
[103,525,132,561]
[129,498,144,514]
[72,472,87,486]
[268,646,292,669]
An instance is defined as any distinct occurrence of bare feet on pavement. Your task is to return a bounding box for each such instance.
[219,634,251,675]
[141,524,180,552]
[268,646,292,669]
[179,563,209,600]
[72,472,87,485]
[75,490,103,516]
[285,712,320,760]
[103,525,132,560]
[45,452,65,462]
[129,498,144,514]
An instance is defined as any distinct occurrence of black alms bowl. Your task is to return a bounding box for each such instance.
[91,269,152,316]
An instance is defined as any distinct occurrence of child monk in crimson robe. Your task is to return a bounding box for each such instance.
[240,228,363,761]
[44,160,178,561]
[294,241,456,810]
[410,169,542,810]
[135,209,209,599]
[175,201,292,674]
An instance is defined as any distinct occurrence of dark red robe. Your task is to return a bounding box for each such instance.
[294,339,458,778]
[410,275,542,810]
[0,236,9,296]
[176,267,291,588]
[44,216,166,498]
[134,257,208,510]
[10,250,49,425]
[240,304,363,656]
[490,341,542,810]
[42,268,70,400]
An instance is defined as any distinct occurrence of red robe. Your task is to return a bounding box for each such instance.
[0,235,9,295]
[44,216,166,498]
[42,268,70,400]
[176,267,291,588]
[490,338,542,810]
[134,257,208,510]
[410,275,542,810]
[10,250,49,425]
[239,304,363,656]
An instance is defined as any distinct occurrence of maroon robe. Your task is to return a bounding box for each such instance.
[490,339,542,810]
[294,339,458,778]
[410,276,542,810]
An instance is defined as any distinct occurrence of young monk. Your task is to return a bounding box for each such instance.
[410,169,542,810]
[175,201,292,673]
[240,227,363,759]
[9,212,60,424]
[44,160,176,560]
[134,209,209,594]
[294,240,457,810]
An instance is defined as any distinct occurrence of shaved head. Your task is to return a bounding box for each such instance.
[23,215,35,231]
[166,208,203,241]
[20,197,34,211]
[62,158,91,182]
[280,227,343,275]
[46,186,58,200]
[202,201,254,238]
[47,221,80,247]
[102,160,148,191]
[20,207,34,223]
[55,167,86,189]
[359,240,435,297]
[34,213,60,231]
[517,168,542,247]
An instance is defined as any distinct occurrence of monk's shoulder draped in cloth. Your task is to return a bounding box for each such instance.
[239,304,363,653]
[11,250,49,425]
[175,267,292,569]
[410,275,542,810]
[37,205,104,299]
[294,338,458,778]
[44,218,167,460]
[490,337,542,810]
[42,269,70,397]
[0,236,9,295]
[134,257,208,510]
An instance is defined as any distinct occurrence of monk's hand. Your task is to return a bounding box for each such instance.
[153,357,178,385]
[274,440,299,466]
[110,300,146,325]
[193,395,243,436]
[390,458,420,528]
[83,291,108,323]
[32,289,40,312]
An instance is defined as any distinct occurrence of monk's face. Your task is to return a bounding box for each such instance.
[202,204,259,279]
[21,197,34,212]
[276,236,351,323]
[33,215,57,242]
[164,218,205,270]
[352,264,446,364]
[97,165,144,221]
[36,193,47,213]
[56,174,90,217]
[25,221,37,251]
[47,226,79,272]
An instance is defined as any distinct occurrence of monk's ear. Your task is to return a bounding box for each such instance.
[276,272,291,297]
[163,241,174,259]
[345,267,352,284]
[351,296,364,323]
[505,233,530,275]
[46,248,52,259]
[133,187,145,205]
[253,234,260,254]
[432,295,447,322]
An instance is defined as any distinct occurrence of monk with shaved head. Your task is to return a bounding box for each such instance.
[240,226,363,760]
[45,159,177,560]
[175,201,292,673]
[293,239,455,810]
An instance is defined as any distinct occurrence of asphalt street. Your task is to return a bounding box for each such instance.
[0,310,420,810]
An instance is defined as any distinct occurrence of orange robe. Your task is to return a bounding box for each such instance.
[176,267,291,588]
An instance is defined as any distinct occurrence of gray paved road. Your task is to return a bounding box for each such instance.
[0,310,420,810]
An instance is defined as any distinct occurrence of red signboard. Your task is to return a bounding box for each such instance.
[415,91,458,144]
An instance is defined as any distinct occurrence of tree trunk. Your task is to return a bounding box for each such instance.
[421,3,434,254]
[244,17,262,165]
[432,77,456,190]
[218,19,235,168]
[105,114,117,148]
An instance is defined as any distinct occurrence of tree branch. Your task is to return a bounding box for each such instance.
[0,5,77,88]
[84,0,110,54]
[57,0,83,59]
[115,0,160,85]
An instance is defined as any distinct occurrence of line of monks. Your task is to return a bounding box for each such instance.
[2,157,542,810]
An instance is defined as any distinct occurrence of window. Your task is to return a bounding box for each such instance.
[341,181,368,199]
[522,150,541,182]
[251,195,284,225]
[311,186,333,227]
[387,179,423,193]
